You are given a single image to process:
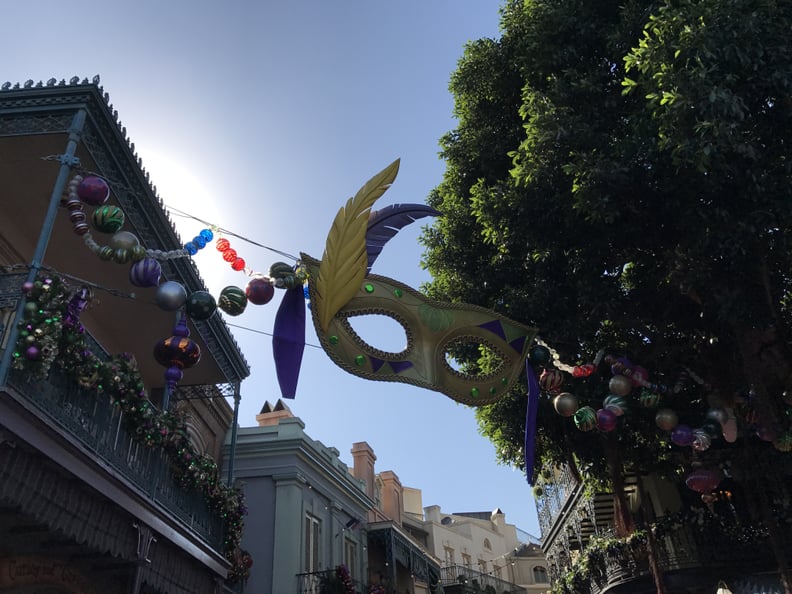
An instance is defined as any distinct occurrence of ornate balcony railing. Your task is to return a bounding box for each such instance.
[0,272,223,549]
[295,569,367,594]
[440,565,527,594]
[551,515,783,594]
[535,463,583,537]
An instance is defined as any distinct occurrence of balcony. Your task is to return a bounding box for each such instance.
[550,514,786,594]
[440,565,527,594]
[0,271,223,550]
[296,569,367,594]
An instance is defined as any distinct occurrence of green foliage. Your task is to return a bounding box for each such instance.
[422,0,792,484]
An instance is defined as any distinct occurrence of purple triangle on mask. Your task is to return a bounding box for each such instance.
[389,360,414,374]
[479,319,506,341]
[509,335,527,354]
[370,357,386,372]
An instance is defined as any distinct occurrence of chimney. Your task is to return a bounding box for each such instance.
[256,399,294,426]
[351,442,377,500]
[379,470,403,525]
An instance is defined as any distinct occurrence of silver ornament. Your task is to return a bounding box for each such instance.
[110,230,140,251]
[553,392,579,417]
[609,375,632,397]
[156,281,187,311]
[655,408,679,431]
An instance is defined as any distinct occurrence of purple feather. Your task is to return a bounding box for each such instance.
[366,203,440,272]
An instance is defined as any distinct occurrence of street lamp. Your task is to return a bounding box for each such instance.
[716,581,733,594]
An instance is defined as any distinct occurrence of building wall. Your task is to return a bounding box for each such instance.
[230,404,374,594]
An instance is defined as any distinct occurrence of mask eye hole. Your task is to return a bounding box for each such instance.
[345,312,411,356]
[443,338,506,380]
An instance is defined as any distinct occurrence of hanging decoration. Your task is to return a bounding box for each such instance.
[299,160,537,406]
[153,312,201,393]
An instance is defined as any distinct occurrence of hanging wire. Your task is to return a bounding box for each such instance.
[164,205,300,261]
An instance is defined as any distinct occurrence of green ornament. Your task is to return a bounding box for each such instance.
[98,246,114,260]
[639,389,660,408]
[218,286,247,316]
[185,291,217,320]
[470,387,480,398]
[574,406,597,431]
[529,345,552,366]
[130,245,147,262]
[603,394,628,416]
[113,248,131,264]
[91,205,125,233]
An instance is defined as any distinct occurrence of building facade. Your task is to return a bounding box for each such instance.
[231,400,373,594]
[0,77,249,594]
[422,506,548,594]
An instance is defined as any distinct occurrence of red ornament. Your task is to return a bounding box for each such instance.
[231,257,246,271]
[572,364,595,378]
[216,238,230,252]
[246,278,275,305]
[539,368,564,394]
[222,248,238,263]
[685,468,723,494]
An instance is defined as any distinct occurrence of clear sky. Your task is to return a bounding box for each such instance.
[2,1,540,536]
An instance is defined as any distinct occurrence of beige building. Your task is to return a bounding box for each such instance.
[422,506,550,594]
[351,440,549,594]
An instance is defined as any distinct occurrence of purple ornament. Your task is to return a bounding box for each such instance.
[671,424,695,447]
[21,281,34,294]
[596,408,618,432]
[611,356,632,376]
[25,345,41,360]
[129,258,162,288]
[76,176,110,206]
[164,365,184,391]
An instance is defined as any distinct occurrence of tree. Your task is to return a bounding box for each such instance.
[422,0,792,591]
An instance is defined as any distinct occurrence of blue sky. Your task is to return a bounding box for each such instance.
[2,1,540,536]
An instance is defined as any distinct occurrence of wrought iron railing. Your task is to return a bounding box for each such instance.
[440,565,527,594]
[552,517,782,593]
[296,569,367,594]
[0,273,222,548]
[535,463,582,537]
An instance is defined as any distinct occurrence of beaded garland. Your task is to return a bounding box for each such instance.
[65,173,309,310]
[529,340,792,455]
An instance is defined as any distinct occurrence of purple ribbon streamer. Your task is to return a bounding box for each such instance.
[524,361,540,485]
[272,286,306,399]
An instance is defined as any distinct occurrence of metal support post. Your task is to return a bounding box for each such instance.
[0,109,86,388]
[227,381,241,486]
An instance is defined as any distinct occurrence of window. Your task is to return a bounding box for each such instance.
[494,564,502,579]
[444,546,455,566]
[478,559,487,573]
[483,538,492,551]
[304,513,321,572]
[533,566,549,584]
[344,539,357,578]
[461,553,471,570]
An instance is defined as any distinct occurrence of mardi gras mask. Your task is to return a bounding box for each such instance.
[273,159,537,406]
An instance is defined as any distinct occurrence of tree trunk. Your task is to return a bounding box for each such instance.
[637,478,668,594]
[603,435,634,537]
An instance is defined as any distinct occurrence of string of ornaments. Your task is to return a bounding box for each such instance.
[528,342,792,497]
[64,173,308,391]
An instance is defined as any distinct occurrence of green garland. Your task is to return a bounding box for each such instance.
[12,275,250,583]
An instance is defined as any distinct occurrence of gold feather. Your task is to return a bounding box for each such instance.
[314,159,400,332]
